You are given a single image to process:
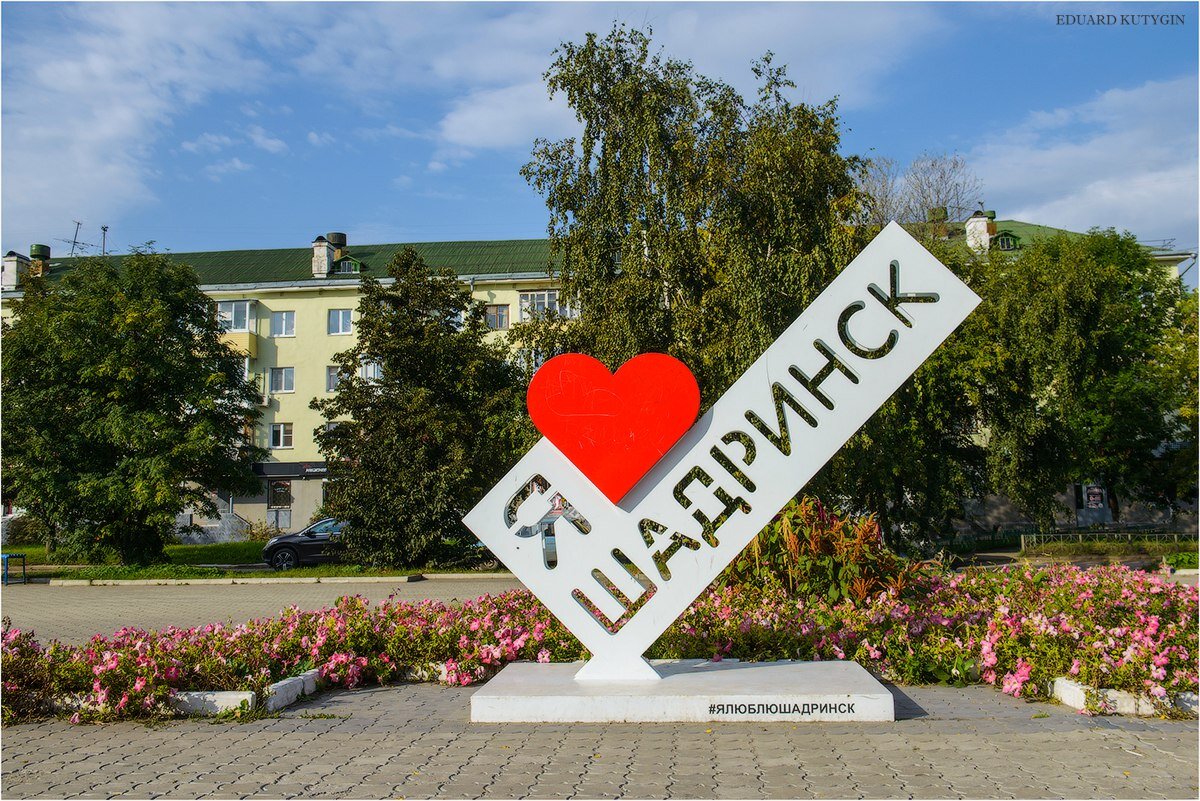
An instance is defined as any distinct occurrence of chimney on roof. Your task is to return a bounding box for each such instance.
[28,244,50,278]
[327,232,347,261]
[966,209,992,254]
[2,250,30,291]
[312,235,333,278]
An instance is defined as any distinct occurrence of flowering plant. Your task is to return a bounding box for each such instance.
[2,564,1195,724]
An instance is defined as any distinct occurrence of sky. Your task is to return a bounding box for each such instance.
[2,1,1197,281]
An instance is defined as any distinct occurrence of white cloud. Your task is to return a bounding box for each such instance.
[204,158,252,181]
[972,76,1199,244]
[1,3,951,250]
[393,175,413,189]
[246,125,288,155]
[1,3,275,251]
[355,124,427,141]
[437,81,577,152]
[181,133,236,154]
[279,3,949,164]
[307,131,335,146]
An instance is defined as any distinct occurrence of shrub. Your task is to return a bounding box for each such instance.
[3,516,49,547]
[721,497,936,603]
[1165,551,1198,570]
[243,520,283,542]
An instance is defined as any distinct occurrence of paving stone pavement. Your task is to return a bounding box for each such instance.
[2,682,1196,799]
[0,578,522,644]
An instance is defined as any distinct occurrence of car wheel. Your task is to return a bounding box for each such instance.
[271,547,299,571]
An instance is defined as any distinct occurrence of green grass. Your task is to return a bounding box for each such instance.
[166,541,265,565]
[0,544,57,566]
[1,541,267,567]
[57,563,427,581]
[1020,538,1197,559]
[6,539,509,581]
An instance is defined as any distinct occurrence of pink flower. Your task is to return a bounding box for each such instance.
[536,649,551,664]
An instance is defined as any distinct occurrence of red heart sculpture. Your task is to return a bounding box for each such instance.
[528,353,701,504]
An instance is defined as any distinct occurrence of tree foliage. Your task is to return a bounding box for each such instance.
[517,25,867,404]
[0,253,264,564]
[967,230,1194,527]
[312,248,532,568]
[515,24,1191,543]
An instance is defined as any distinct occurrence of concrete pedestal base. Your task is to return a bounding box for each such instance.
[470,659,895,722]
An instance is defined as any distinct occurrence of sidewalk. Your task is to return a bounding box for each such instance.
[2,681,1195,799]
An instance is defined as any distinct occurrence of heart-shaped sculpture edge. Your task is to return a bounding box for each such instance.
[527,352,701,504]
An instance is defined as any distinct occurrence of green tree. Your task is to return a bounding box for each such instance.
[517,25,866,403]
[0,253,264,564]
[809,238,987,550]
[311,247,532,568]
[968,230,1193,527]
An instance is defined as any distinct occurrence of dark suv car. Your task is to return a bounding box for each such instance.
[262,518,347,570]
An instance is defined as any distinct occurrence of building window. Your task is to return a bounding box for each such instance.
[268,480,292,509]
[217,300,251,332]
[519,290,575,321]
[270,310,295,337]
[270,423,293,449]
[334,259,359,274]
[269,367,295,394]
[995,234,1018,251]
[326,366,342,393]
[267,507,292,531]
[328,309,353,335]
[360,359,382,382]
[485,304,510,330]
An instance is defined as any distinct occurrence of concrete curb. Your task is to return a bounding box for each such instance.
[263,668,322,712]
[169,690,257,715]
[1052,677,1198,716]
[47,572,513,587]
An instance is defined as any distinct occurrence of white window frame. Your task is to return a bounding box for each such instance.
[269,367,295,394]
[360,359,383,382]
[328,308,353,335]
[217,300,251,332]
[485,304,510,330]
[270,310,295,337]
[334,259,359,274]
[519,290,575,321]
[270,423,294,449]
[326,366,342,393]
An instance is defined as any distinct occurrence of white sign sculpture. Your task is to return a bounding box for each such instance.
[464,223,980,681]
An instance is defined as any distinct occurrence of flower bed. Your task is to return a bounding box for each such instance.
[2,564,1196,724]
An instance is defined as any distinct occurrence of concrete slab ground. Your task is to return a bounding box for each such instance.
[0,577,523,644]
[2,681,1196,799]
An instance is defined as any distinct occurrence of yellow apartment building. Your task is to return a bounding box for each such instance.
[2,217,1192,536]
[2,233,558,533]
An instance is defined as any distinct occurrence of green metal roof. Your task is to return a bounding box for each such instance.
[20,221,1188,289]
[37,238,555,287]
[991,220,1084,243]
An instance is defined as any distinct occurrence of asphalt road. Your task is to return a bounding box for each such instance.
[0,576,524,644]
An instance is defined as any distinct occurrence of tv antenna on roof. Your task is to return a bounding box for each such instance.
[101,226,109,256]
[55,220,95,256]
